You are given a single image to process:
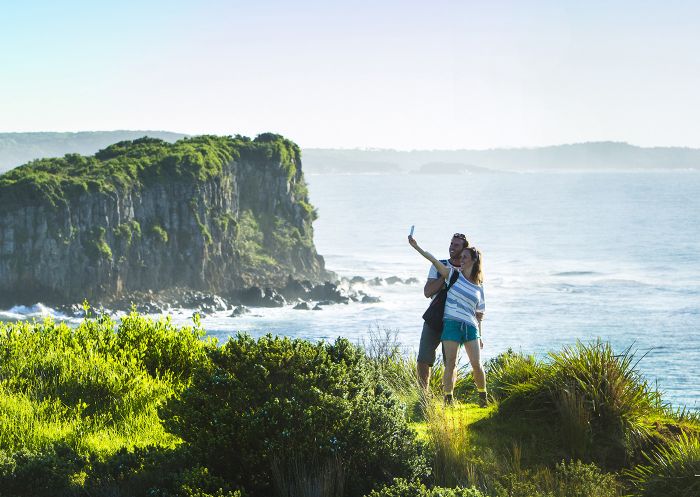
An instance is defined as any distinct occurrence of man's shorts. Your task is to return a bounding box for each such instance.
[441,319,479,344]
[417,321,443,366]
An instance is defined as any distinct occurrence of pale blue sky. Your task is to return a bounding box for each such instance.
[1,1,699,149]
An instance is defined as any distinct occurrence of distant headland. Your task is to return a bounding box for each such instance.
[302,142,700,174]
[2,133,700,175]
[0,134,338,309]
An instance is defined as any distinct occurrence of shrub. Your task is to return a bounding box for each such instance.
[162,334,429,497]
[626,432,700,497]
[365,478,485,497]
[494,460,621,497]
[114,312,215,387]
[271,456,344,497]
[0,443,87,497]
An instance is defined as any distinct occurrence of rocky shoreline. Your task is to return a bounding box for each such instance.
[54,275,420,318]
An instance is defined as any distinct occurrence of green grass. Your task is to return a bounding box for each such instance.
[371,335,699,496]
[0,312,214,460]
[626,432,700,497]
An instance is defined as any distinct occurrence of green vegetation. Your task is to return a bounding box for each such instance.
[0,134,302,210]
[626,432,700,497]
[150,224,169,244]
[0,317,697,497]
[113,220,142,246]
[85,227,112,261]
[292,181,318,221]
[234,210,276,267]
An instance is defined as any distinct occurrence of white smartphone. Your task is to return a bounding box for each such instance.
[409,225,415,236]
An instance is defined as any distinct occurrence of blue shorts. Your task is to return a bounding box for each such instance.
[441,319,479,344]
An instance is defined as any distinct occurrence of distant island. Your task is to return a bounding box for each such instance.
[302,142,700,173]
[413,162,499,175]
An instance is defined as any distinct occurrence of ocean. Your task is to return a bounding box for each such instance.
[3,171,699,410]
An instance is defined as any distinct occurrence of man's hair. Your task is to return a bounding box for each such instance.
[452,233,470,248]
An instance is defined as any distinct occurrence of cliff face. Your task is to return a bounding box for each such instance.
[0,134,327,305]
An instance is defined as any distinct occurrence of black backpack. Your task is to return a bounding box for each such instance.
[422,268,460,333]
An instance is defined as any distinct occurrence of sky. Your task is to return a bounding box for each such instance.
[1,0,699,149]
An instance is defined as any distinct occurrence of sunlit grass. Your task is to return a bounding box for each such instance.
[626,432,700,497]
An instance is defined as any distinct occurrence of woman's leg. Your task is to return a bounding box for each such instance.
[442,340,460,395]
[463,339,485,390]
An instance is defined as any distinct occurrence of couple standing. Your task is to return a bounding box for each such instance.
[408,233,487,407]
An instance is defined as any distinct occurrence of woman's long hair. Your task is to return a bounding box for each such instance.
[467,248,483,285]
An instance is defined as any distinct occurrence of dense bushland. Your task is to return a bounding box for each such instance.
[0,315,697,496]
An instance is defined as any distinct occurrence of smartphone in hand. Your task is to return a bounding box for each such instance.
[409,225,415,237]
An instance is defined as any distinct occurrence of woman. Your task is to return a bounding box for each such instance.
[408,235,487,407]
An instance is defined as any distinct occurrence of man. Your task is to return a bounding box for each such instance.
[417,232,469,390]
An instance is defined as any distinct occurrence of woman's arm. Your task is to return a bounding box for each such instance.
[408,236,450,279]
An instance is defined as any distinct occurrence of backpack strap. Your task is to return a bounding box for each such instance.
[445,268,460,291]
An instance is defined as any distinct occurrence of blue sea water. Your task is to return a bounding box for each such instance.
[3,171,699,410]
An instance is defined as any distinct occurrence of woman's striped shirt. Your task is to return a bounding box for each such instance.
[443,268,485,330]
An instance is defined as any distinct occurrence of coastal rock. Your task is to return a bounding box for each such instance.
[385,276,403,285]
[229,305,249,317]
[361,295,381,304]
[293,302,310,310]
[56,303,87,318]
[239,287,285,307]
[280,276,312,300]
[180,291,229,313]
[309,281,346,302]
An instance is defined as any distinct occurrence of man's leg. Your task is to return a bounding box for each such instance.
[416,322,441,389]
[417,361,430,390]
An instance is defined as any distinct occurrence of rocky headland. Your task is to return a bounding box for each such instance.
[0,134,371,313]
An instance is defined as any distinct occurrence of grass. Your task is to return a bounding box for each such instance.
[626,432,700,497]
[367,330,698,496]
[0,313,214,460]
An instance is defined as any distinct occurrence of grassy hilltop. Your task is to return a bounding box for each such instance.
[0,134,301,210]
[0,315,697,497]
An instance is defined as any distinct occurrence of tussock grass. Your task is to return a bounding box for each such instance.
[497,340,658,466]
[626,432,700,497]
[424,401,474,487]
[361,325,417,401]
